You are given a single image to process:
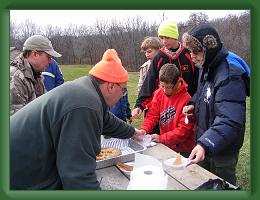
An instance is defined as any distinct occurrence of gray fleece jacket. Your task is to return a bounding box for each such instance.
[10,76,135,190]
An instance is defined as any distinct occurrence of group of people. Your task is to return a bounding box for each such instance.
[10,20,250,190]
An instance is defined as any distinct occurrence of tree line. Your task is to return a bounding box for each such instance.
[10,11,250,71]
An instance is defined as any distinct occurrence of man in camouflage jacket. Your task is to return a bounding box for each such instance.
[10,35,62,115]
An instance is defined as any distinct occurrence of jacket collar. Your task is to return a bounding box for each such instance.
[160,42,185,60]
[202,46,229,80]
[11,55,38,84]
[173,78,188,96]
[89,76,109,112]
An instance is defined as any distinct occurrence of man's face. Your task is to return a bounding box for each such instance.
[32,51,52,72]
[109,82,127,107]
[159,81,175,96]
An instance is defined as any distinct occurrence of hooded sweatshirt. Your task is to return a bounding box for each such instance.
[141,79,195,153]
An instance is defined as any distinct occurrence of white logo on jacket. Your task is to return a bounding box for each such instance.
[205,137,215,147]
[204,86,211,103]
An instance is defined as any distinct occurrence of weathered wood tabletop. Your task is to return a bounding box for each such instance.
[96,143,225,190]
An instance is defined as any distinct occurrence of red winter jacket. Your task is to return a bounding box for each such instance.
[141,79,195,153]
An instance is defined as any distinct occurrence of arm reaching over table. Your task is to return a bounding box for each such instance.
[132,128,146,141]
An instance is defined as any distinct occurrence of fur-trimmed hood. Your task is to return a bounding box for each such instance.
[183,24,222,66]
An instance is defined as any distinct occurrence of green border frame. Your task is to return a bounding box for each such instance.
[1,0,259,199]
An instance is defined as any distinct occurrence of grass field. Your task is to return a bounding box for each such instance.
[60,64,250,190]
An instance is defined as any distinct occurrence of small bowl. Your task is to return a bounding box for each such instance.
[164,157,190,170]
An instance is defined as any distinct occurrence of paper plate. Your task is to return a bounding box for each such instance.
[164,157,190,170]
[116,162,134,175]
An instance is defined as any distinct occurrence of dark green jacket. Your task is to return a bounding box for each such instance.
[10,76,135,189]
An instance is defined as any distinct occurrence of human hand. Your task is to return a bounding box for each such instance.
[132,128,146,141]
[151,134,160,143]
[182,105,195,116]
[188,144,205,164]
[131,108,143,119]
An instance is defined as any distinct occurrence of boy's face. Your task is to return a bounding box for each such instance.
[145,48,159,60]
[159,36,178,49]
[159,81,175,96]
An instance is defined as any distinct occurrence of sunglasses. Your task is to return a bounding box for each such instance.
[117,83,127,96]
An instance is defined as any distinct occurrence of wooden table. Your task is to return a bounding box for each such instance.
[96,143,230,190]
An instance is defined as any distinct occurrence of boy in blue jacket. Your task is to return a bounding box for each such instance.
[109,89,132,123]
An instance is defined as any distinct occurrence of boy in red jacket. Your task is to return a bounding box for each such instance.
[140,63,195,157]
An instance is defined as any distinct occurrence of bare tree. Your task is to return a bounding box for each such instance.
[10,12,250,68]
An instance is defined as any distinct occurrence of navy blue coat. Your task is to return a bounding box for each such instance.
[42,59,64,91]
[191,47,247,155]
[109,92,131,122]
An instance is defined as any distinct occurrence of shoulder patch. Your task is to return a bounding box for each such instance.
[180,65,189,72]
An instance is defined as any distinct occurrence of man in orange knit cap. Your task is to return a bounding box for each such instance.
[10,49,144,190]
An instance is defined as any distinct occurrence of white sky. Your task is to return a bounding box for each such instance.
[10,10,248,28]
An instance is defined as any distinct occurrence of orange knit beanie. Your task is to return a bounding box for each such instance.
[89,49,128,83]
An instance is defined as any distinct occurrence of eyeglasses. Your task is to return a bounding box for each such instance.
[117,83,127,96]
[159,83,174,90]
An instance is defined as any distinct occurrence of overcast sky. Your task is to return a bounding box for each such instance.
[10,10,248,28]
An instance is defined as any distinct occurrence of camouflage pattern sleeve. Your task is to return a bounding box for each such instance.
[10,68,34,115]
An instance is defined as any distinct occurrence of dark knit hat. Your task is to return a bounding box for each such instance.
[183,24,222,65]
